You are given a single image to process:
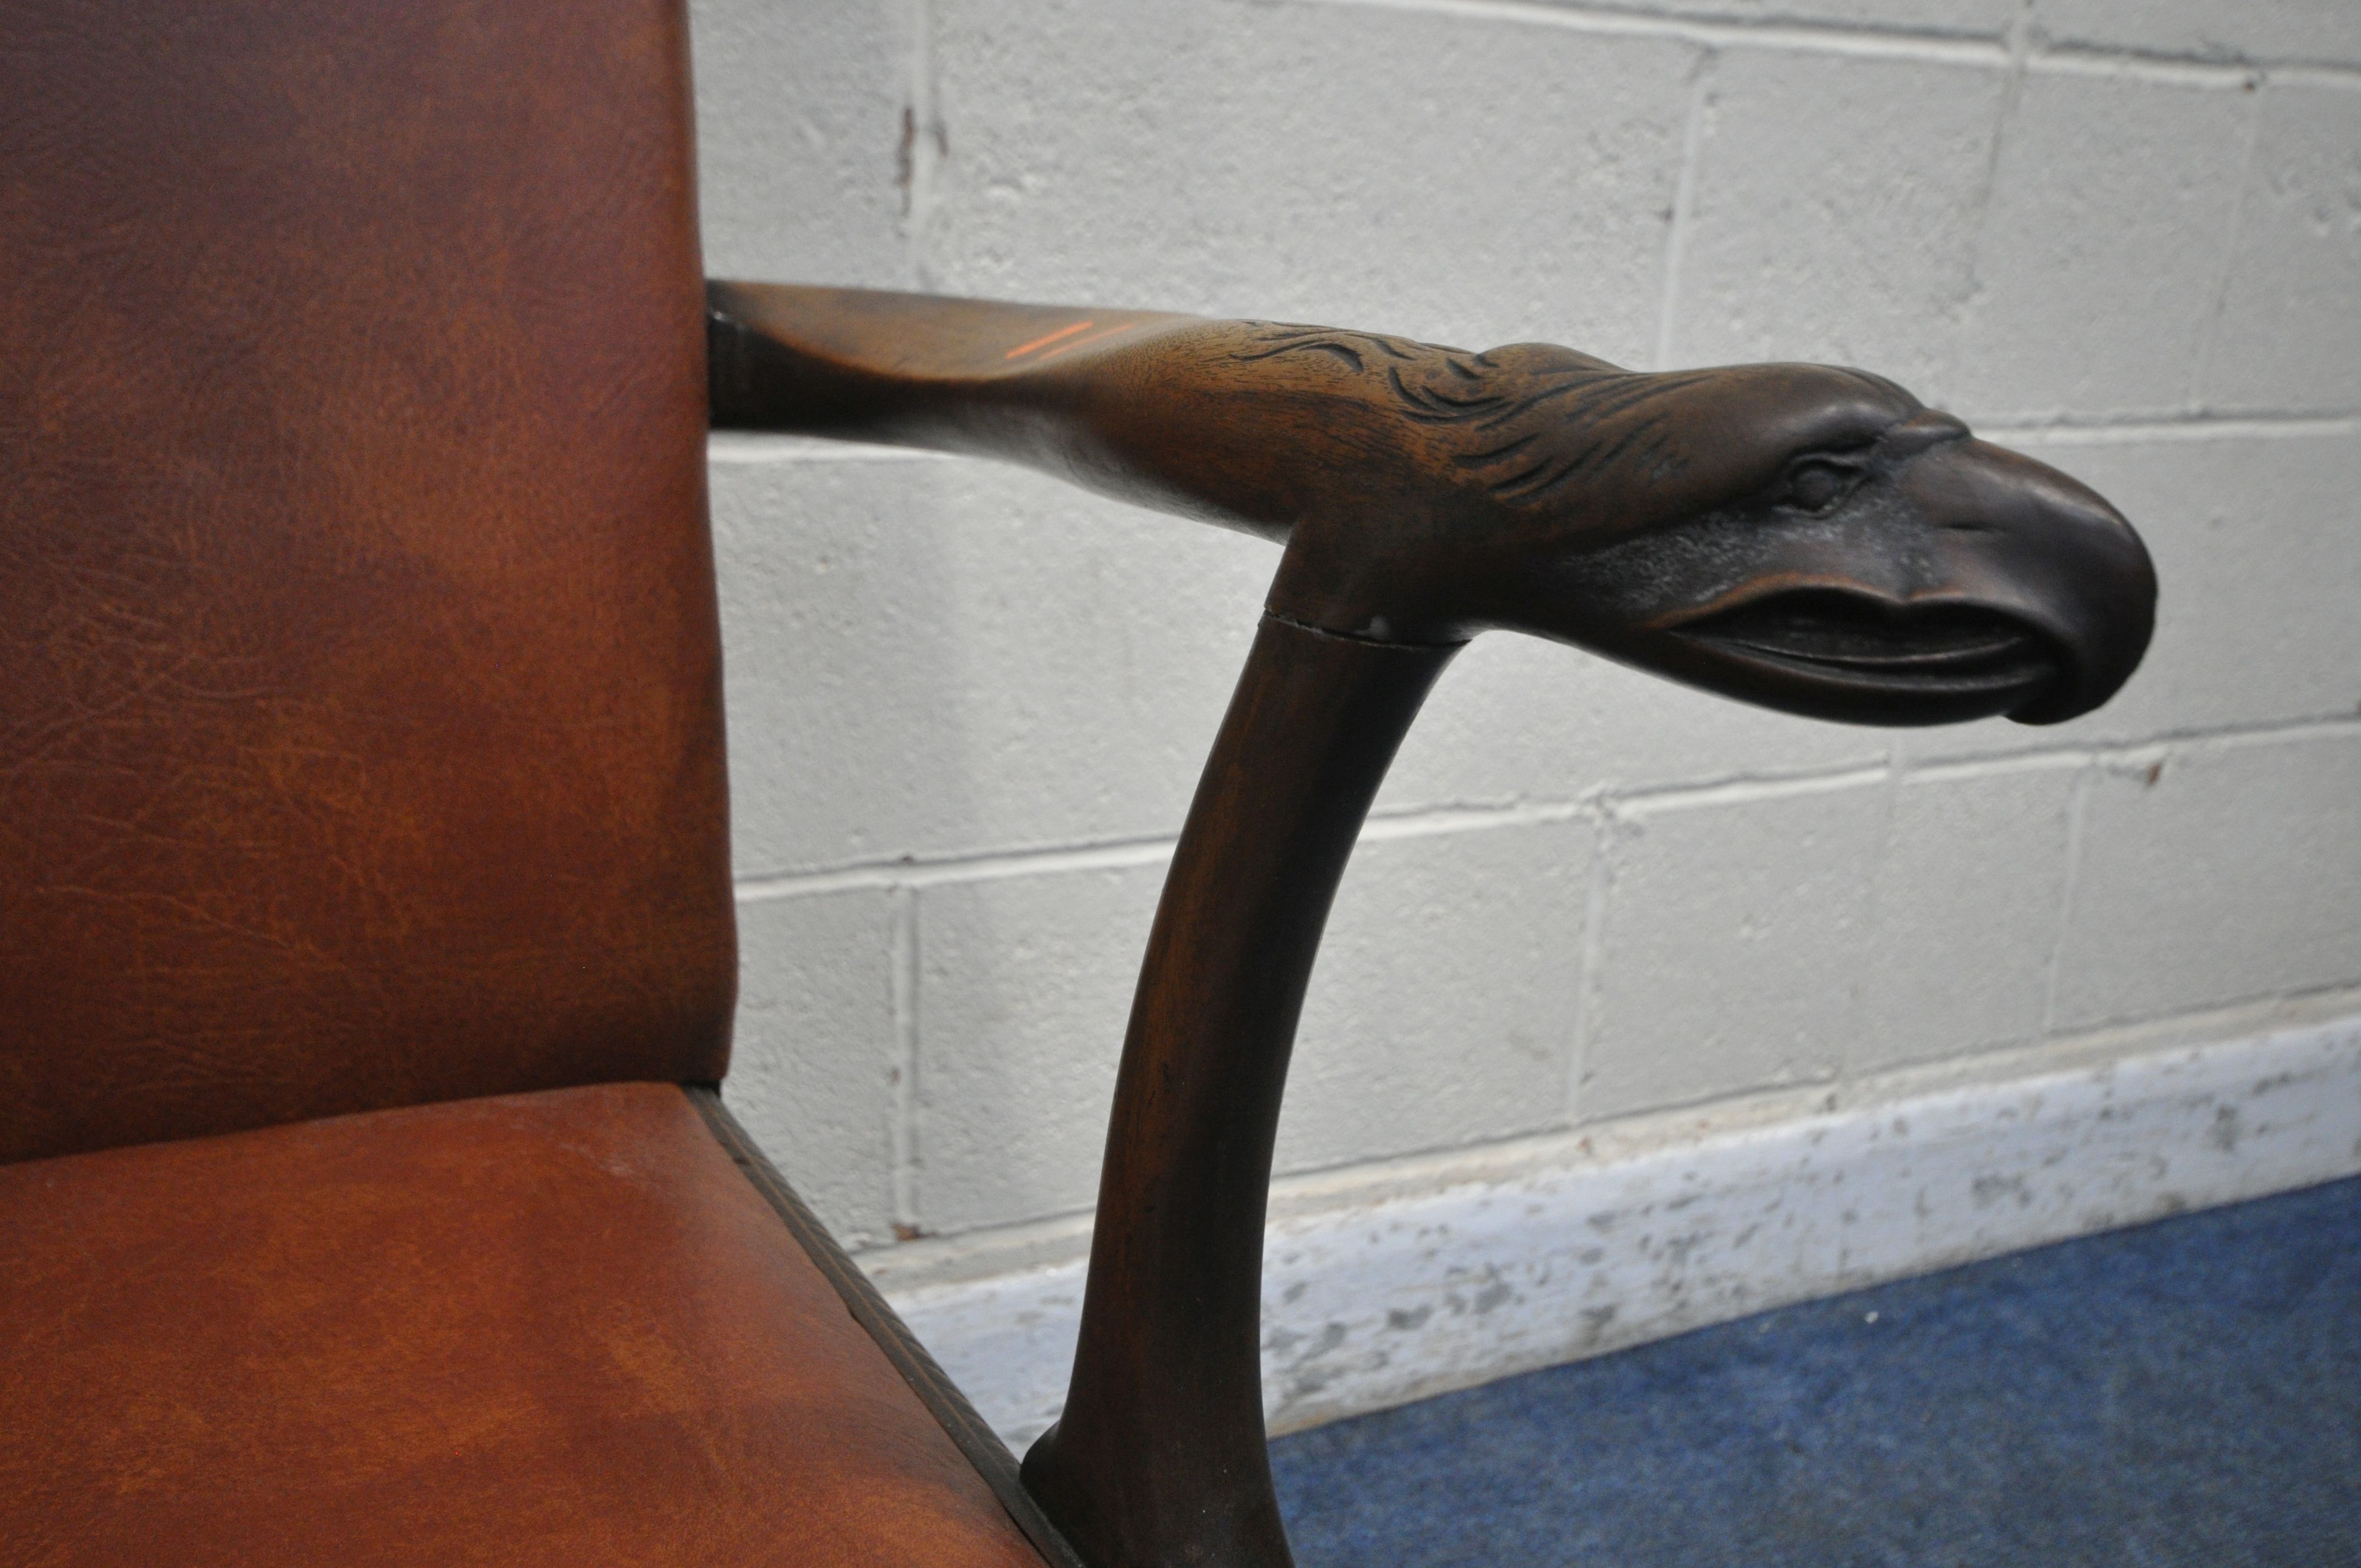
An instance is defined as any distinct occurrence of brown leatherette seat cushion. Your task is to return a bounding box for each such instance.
[0,0,735,1161]
[0,1082,1047,1568]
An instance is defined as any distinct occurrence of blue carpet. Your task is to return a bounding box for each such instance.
[1270,1176,2361,1567]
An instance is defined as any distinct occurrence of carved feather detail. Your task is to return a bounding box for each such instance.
[1233,323,1710,500]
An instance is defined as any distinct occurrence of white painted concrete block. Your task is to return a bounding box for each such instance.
[912,860,1163,1233]
[2054,728,2361,1028]
[689,0,911,285]
[1582,774,1889,1118]
[924,0,1696,369]
[709,453,1269,875]
[2206,81,2361,414]
[2026,429,2361,736]
[726,889,901,1247]
[1851,759,2082,1073]
[1279,820,1595,1173]
[1952,69,2253,422]
[1666,48,2006,402]
[2032,0,2361,67]
[1901,426,2361,761]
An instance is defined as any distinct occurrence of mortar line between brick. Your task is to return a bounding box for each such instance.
[1902,713,2361,781]
[2023,50,2264,88]
[1361,799,1592,840]
[1984,413,2361,443]
[1557,985,2361,1148]
[706,433,950,464]
[709,415,2359,470]
[857,981,2361,1268]
[890,886,921,1231]
[2187,77,2270,409]
[1609,764,1892,815]
[2031,42,2361,84]
[2263,64,2361,91]
[2042,979,2361,1050]
[1565,807,1615,1125]
[899,0,943,290]
[1651,51,1712,371]
[1897,748,2095,787]
[2038,760,2096,1036]
[1298,0,2010,64]
[1841,748,1905,1092]
[2161,714,2361,754]
[735,837,1180,901]
[1948,0,2030,404]
[731,716,2360,905]
[730,801,1591,902]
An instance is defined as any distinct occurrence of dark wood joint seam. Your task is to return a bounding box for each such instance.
[682,1084,1087,1568]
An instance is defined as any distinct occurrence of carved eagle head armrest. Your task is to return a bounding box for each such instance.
[706,280,2158,1568]
[1244,334,2152,731]
[708,284,2154,731]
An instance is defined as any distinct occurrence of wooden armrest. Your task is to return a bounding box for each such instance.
[708,279,2152,728]
[708,278,2158,1568]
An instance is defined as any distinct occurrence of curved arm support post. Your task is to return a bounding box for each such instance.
[1021,616,1456,1568]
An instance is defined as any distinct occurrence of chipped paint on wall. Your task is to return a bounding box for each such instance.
[886,1012,2361,1446]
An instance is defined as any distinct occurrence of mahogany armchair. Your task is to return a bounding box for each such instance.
[0,3,2154,1566]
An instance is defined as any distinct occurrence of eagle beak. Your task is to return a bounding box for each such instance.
[1897,437,2157,725]
[1638,414,2157,729]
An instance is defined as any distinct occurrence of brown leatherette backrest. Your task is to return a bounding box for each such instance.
[0,0,736,1162]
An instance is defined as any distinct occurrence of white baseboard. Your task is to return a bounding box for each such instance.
[879,1010,2361,1449]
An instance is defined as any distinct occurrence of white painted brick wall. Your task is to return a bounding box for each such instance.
[692,0,2361,1255]
[1280,819,1592,1169]
[1664,47,2008,398]
[1951,66,2255,422]
[2211,80,2361,411]
[1583,774,1890,1115]
[1852,755,2082,1071]
[2056,729,2361,1027]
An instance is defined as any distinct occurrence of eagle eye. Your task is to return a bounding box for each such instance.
[1782,456,1865,514]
